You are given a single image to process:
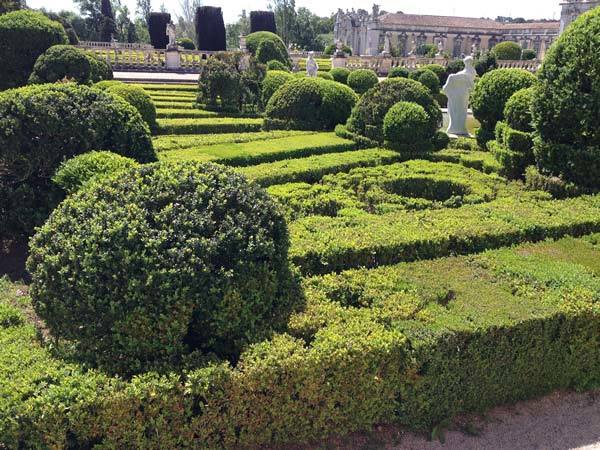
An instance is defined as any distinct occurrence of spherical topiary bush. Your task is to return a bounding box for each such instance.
[53,151,139,194]
[532,7,600,189]
[383,101,433,152]
[28,45,92,84]
[106,83,158,132]
[347,69,379,95]
[87,54,113,82]
[471,68,537,146]
[317,72,333,80]
[261,70,294,105]
[265,77,357,130]
[330,67,351,84]
[504,87,534,132]
[0,10,68,90]
[246,31,290,67]
[256,39,284,65]
[417,69,440,95]
[388,66,409,79]
[266,60,289,71]
[177,37,196,50]
[521,49,537,60]
[27,162,300,375]
[94,79,123,90]
[346,78,442,144]
[0,83,155,241]
[492,41,522,60]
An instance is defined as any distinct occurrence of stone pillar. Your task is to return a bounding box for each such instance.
[166,49,180,70]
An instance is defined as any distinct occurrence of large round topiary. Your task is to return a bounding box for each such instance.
[388,66,409,79]
[0,10,68,90]
[0,83,155,242]
[246,31,289,67]
[416,69,440,95]
[347,69,379,95]
[106,83,158,132]
[28,45,92,84]
[256,39,285,65]
[422,64,446,84]
[532,7,600,189]
[266,60,289,71]
[504,87,534,132]
[383,101,433,152]
[262,70,294,105]
[492,41,522,60]
[471,68,537,146]
[346,77,442,144]
[330,67,351,84]
[265,77,358,130]
[27,162,300,375]
[87,54,113,82]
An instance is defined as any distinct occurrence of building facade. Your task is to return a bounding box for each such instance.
[334,1,595,58]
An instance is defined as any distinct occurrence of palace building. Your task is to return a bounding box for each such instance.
[334,1,598,58]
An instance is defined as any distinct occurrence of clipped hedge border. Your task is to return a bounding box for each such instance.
[157,118,263,135]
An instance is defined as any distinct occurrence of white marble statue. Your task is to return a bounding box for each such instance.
[306,51,319,77]
[436,40,444,57]
[382,32,391,55]
[166,22,177,50]
[442,56,477,136]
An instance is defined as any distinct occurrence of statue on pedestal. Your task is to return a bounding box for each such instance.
[381,32,391,56]
[306,51,319,77]
[442,56,476,136]
[166,22,177,50]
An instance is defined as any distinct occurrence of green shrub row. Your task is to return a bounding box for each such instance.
[132,83,197,92]
[154,101,195,110]
[156,118,263,135]
[156,108,220,119]
[289,191,600,274]
[240,149,405,187]
[2,234,599,447]
[430,149,502,174]
[160,133,357,167]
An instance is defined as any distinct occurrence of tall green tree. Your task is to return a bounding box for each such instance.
[176,0,201,43]
[269,0,295,45]
[136,0,151,24]
[225,9,249,50]
[99,0,116,41]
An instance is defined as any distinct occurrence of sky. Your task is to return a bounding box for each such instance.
[27,0,562,24]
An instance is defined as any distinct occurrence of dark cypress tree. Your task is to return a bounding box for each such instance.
[127,21,138,43]
[99,0,116,42]
[195,6,226,51]
[148,12,171,49]
[250,11,277,34]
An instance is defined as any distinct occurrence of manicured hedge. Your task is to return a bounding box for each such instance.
[28,45,91,84]
[157,118,263,135]
[86,53,113,82]
[106,83,158,132]
[2,234,599,446]
[492,41,522,60]
[329,67,351,84]
[148,12,170,49]
[347,69,378,95]
[195,6,226,51]
[388,66,409,79]
[250,10,277,34]
[156,108,220,118]
[0,10,68,89]
[383,102,434,152]
[262,70,294,105]
[431,149,502,174]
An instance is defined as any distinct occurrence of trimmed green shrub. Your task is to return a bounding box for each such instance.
[324,43,352,55]
[347,69,378,95]
[0,10,68,90]
[474,51,497,77]
[346,78,442,145]
[266,60,289,71]
[383,102,433,152]
[0,83,155,241]
[445,60,465,78]
[27,161,300,375]
[250,10,277,34]
[532,7,600,189]
[28,45,91,84]
[492,41,522,60]
[329,67,351,84]
[317,72,333,80]
[521,49,537,60]
[157,118,263,135]
[524,166,581,198]
[433,130,451,150]
[246,31,290,67]
[94,79,122,90]
[257,39,286,67]
[388,66,409,79]
[53,151,139,194]
[471,68,537,147]
[106,83,158,132]
[416,69,440,95]
[195,7,226,51]
[262,70,294,105]
[504,87,534,132]
[265,77,358,131]
[422,64,446,84]
[87,54,113,82]
[177,37,195,50]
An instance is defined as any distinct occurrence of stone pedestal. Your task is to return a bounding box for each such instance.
[165,49,180,70]
[331,55,347,69]
[379,55,392,76]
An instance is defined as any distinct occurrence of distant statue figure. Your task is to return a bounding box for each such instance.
[166,22,177,50]
[436,40,444,56]
[471,42,478,56]
[334,40,346,57]
[443,56,477,136]
[408,38,417,56]
[372,3,380,17]
[382,32,391,55]
[306,51,319,77]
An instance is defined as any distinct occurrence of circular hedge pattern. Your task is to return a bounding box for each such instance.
[265,77,358,130]
[28,45,91,84]
[532,7,600,188]
[346,77,442,144]
[383,101,432,152]
[28,162,299,375]
[504,87,534,132]
[347,69,379,95]
[106,83,158,132]
[0,10,68,90]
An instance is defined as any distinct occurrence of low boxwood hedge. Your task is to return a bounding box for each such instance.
[157,118,263,135]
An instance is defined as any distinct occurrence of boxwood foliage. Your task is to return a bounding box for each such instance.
[346,78,442,145]
[471,68,537,147]
[388,66,409,79]
[532,7,600,189]
[106,83,158,132]
[0,83,155,241]
[52,150,139,194]
[195,6,226,51]
[383,102,434,152]
[262,70,294,105]
[87,53,113,82]
[329,67,351,84]
[246,31,290,67]
[0,10,68,90]
[347,69,379,95]
[492,41,522,60]
[416,69,440,95]
[266,60,289,71]
[264,77,358,131]
[250,10,277,34]
[504,87,534,132]
[28,45,92,84]
[27,162,301,375]
[148,12,170,49]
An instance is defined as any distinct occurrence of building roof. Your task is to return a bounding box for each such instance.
[379,13,559,31]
